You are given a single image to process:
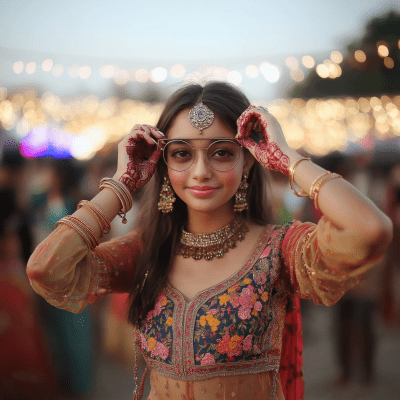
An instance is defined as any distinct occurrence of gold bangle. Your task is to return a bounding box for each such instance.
[312,173,342,210]
[55,218,91,249]
[78,200,111,235]
[99,178,133,224]
[289,157,311,197]
[309,171,329,200]
[55,216,100,250]
[68,215,100,249]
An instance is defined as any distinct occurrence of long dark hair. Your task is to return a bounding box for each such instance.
[128,81,273,325]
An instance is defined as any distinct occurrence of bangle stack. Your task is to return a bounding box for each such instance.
[55,215,100,250]
[309,172,341,210]
[99,178,133,224]
[289,157,311,197]
[77,200,111,237]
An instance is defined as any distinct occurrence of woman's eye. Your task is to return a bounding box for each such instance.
[212,149,234,158]
[171,150,192,159]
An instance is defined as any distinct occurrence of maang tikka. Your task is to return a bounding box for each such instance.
[234,174,249,212]
[158,176,176,214]
[188,102,214,134]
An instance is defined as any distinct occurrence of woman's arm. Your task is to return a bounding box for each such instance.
[289,150,393,257]
[237,106,393,306]
[27,124,164,313]
[236,106,393,262]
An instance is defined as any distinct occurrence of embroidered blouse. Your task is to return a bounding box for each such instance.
[27,218,379,400]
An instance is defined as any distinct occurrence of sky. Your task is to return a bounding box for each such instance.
[0,0,399,100]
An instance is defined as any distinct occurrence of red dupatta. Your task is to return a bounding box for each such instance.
[279,295,305,400]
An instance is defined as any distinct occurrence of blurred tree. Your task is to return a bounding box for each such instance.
[290,10,400,99]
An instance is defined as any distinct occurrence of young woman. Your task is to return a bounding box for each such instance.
[27,82,392,400]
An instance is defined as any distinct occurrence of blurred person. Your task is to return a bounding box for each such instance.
[333,161,384,387]
[0,150,33,264]
[26,82,392,400]
[28,159,95,399]
[382,162,400,327]
[0,213,59,399]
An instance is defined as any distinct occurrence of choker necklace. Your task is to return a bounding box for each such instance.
[175,218,249,261]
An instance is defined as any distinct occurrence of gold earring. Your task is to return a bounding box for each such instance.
[158,176,176,214]
[234,174,249,212]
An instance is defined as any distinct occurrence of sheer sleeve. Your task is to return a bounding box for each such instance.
[27,224,140,314]
[281,217,383,306]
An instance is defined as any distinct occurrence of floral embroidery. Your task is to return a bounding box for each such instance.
[192,245,279,365]
[139,292,174,364]
[201,353,216,365]
[137,224,295,387]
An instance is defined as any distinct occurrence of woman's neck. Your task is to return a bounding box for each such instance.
[185,207,238,234]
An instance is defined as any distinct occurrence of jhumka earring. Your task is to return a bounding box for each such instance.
[158,176,176,214]
[188,102,214,134]
[234,174,249,212]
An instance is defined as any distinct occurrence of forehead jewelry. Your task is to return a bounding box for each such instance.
[188,102,214,134]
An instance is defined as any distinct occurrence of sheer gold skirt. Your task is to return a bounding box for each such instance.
[147,370,285,400]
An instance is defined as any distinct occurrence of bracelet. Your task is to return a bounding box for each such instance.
[99,178,133,224]
[310,172,342,210]
[289,157,311,197]
[77,200,111,236]
[55,215,100,250]
[309,171,329,200]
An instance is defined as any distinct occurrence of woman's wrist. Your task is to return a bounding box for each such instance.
[286,149,304,169]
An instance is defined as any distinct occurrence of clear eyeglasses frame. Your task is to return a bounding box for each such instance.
[157,138,243,172]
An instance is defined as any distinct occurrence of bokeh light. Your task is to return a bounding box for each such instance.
[259,62,280,83]
[150,67,168,83]
[100,64,115,79]
[384,57,394,69]
[13,61,24,74]
[316,64,329,78]
[135,69,150,83]
[42,59,53,72]
[245,64,259,78]
[302,55,315,69]
[69,64,80,78]
[26,62,36,74]
[355,50,366,62]
[227,71,242,86]
[79,66,91,79]
[377,44,389,57]
[285,56,299,69]
[170,64,185,78]
[330,51,343,64]
[114,70,129,85]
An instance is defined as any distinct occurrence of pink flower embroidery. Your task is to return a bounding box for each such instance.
[254,271,267,285]
[201,353,216,365]
[243,334,253,351]
[139,334,147,350]
[230,294,240,308]
[238,306,251,320]
[207,309,218,315]
[152,341,169,360]
[254,301,262,312]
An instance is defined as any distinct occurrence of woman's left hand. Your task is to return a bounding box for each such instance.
[236,105,296,176]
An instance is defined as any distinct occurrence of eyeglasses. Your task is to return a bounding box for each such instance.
[158,138,242,172]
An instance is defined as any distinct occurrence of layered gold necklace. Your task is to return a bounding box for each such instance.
[175,217,249,261]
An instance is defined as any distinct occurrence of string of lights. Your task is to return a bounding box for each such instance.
[1,87,399,160]
[2,38,399,87]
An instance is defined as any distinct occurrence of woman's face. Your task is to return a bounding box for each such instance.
[165,108,254,218]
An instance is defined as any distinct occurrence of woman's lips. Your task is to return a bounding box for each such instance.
[188,186,218,197]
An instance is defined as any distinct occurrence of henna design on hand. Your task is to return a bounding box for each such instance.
[237,106,290,175]
[119,136,161,194]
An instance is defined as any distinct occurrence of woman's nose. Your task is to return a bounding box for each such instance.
[191,152,212,179]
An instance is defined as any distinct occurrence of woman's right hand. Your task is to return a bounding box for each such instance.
[113,124,164,194]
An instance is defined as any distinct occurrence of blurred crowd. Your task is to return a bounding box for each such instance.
[1,140,399,399]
